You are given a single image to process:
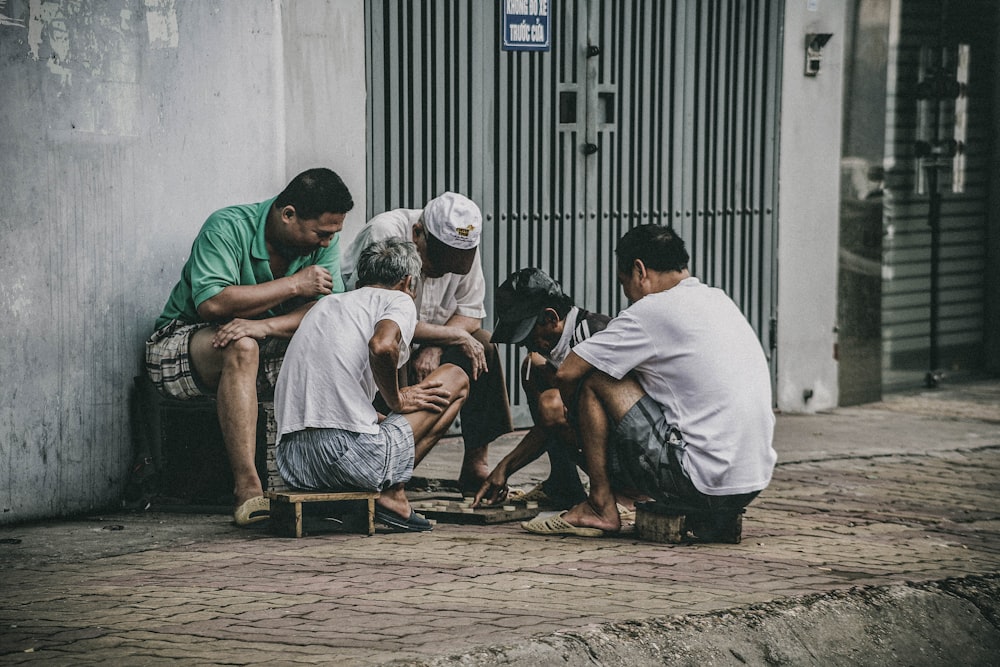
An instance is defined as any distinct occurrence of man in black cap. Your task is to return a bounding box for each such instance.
[473,268,610,509]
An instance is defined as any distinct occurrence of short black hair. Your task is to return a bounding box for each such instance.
[615,224,689,274]
[274,168,354,220]
[542,292,576,320]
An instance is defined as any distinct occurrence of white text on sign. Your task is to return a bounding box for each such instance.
[506,0,548,17]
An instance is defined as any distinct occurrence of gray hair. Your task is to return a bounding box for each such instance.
[355,237,422,289]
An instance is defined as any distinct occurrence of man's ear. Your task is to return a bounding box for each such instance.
[281,205,297,222]
[541,308,561,325]
[633,259,647,280]
[412,221,424,241]
[400,274,416,296]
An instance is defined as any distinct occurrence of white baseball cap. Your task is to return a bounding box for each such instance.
[422,192,482,250]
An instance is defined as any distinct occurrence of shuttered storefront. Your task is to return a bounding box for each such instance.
[882,0,996,382]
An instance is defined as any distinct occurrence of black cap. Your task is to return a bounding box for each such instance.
[492,268,564,344]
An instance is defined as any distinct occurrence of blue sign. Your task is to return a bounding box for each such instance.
[502,0,550,52]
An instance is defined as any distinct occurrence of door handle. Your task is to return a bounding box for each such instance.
[582,143,599,155]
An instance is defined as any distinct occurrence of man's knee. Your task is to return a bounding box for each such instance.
[474,329,501,363]
[226,335,260,357]
[536,389,566,429]
[437,363,470,401]
[581,371,645,421]
[219,336,262,376]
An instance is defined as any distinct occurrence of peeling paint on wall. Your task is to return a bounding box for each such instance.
[143,0,177,48]
[3,278,33,320]
[27,0,73,84]
[0,0,25,26]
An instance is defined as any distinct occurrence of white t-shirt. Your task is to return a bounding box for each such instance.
[572,277,776,496]
[341,208,487,324]
[274,287,417,439]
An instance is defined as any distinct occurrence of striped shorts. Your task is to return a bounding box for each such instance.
[144,319,287,399]
[275,413,415,492]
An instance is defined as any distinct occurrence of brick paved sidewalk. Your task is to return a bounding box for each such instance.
[1,383,999,665]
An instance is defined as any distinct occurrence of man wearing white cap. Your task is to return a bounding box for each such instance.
[342,192,513,492]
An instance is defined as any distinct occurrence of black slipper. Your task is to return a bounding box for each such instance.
[374,507,433,532]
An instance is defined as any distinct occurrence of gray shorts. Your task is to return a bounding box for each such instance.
[145,319,287,399]
[608,395,758,510]
[275,413,415,492]
[607,395,697,501]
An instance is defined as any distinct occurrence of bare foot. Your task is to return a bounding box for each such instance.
[561,498,621,533]
[233,481,265,507]
[458,447,490,492]
[376,486,413,518]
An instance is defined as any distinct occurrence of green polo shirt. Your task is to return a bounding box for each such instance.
[155,197,343,329]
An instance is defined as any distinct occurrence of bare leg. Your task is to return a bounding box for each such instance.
[375,363,469,518]
[560,371,646,532]
[376,484,412,518]
[456,330,512,491]
[406,364,470,465]
[189,329,264,507]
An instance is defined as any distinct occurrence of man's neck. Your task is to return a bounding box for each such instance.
[646,268,690,294]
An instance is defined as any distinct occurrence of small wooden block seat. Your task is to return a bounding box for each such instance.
[635,500,744,544]
[266,490,379,538]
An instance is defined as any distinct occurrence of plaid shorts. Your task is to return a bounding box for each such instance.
[144,319,288,399]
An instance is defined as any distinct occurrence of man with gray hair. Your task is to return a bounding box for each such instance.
[273,238,469,531]
[342,192,513,494]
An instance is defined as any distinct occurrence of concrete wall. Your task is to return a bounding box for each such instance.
[0,0,366,524]
[776,0,849,413]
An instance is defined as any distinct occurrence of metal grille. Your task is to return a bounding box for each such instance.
[366,0,783,410]
[882,0,994,375]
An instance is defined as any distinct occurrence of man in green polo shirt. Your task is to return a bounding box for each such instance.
[145,168,354,526]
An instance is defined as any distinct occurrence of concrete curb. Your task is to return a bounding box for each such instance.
[396,574,1000,667]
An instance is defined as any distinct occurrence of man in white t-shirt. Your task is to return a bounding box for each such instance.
[274,238,469,531]
[522,224,776,538]
[341,192,513,494]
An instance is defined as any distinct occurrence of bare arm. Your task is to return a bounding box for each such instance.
[210,300,317,348]
[411,314,487,380]
[555,351,595,418]
[196,265,333,321]
[472,426,549,507]
[412,313,481,344]
[370,320,451,414]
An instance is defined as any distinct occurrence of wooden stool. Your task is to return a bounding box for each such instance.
[635,500,744,544]
[266,490,379,538]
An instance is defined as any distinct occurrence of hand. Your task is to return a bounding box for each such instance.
[472,468,509,508]
[412,345,444,382]
[394,379,451,414]
[212,318,270,348]
[454,331,487,381]
[293,265,334,298]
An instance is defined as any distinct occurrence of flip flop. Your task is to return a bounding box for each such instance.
[374,506,433,532]
[616,503,637,523]
[616,503,637,535]
[233,496,270,526]
[520,512,606,537]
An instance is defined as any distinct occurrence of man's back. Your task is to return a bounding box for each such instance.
[274,287,416,439]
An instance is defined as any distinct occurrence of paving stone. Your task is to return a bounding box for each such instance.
[2,393,1000,664]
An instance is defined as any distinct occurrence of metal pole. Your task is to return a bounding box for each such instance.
[925,165,941,388]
